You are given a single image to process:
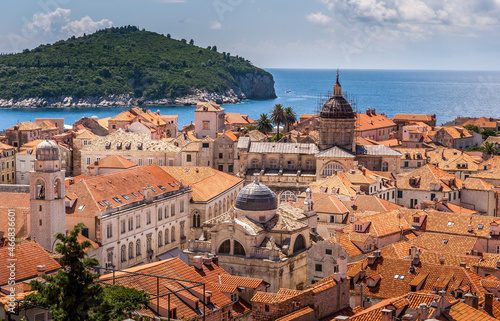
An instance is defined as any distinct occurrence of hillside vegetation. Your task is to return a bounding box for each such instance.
[0,26,275,100]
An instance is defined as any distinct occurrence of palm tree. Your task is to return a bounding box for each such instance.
[257,113,273,134]
[270,104,286,139]
[284,107,297,133]
[482,142,499,155]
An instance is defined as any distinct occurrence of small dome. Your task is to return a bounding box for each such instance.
[320,95,356,119]
[36,140,59,161]
[235,181,277,211]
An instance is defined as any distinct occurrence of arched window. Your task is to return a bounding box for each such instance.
[171,226,176,242]
[382,162,389,171]
[234,240,246,256]
[280,191,297,203]
[165,228,169,244]
[269,159,277,169]
[136,240,141,256]
[107,251,113,264]
[121,245,126,262]
[36,179,46,200]
[251,159,259,169]
[321,162,345,176]
[54,178,62,199]
[158,231,163,247]
[219,240,230,254]
[293,234,306,253]
[128,242,134,259]
[193,213,201,228]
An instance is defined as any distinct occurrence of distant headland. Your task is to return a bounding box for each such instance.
[0,26,276,108]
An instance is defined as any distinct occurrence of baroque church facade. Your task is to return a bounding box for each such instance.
[186,180,317,292]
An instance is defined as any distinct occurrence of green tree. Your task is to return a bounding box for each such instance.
[270,104,286,138]
[256,113,273,134]
[464,124,480,133]
[26,223,148,321]
[481,129,497,140]
[189,39,194,46]
[482,142,499,155]
[284,107,297,133]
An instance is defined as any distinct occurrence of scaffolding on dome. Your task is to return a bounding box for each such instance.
[316,91,358,119]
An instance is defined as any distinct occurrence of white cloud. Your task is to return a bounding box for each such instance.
[25,8,71,35]
[61,16,113,37]
[211,20,222,30]
[306,12,332,25]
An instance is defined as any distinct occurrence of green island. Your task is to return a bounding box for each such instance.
[0,25,276,107]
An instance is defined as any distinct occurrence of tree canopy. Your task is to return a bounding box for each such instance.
[0,26,272,100]
[25,223,148,321]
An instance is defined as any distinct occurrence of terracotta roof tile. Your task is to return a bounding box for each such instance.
[397,164,463,192]
[99,257,232,320]
[445,301,497,321]
[94,155,138,169]
[0,241,61,285]
[356,112,396,132]
[410,232,479,255]
[161,166,243,203]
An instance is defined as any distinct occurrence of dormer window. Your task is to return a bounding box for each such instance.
[447,221,454,227]
[105,142,111,149]
[413,217,420,224]
[354,224,363,232]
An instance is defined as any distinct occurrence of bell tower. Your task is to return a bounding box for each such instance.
[30,140,66,251]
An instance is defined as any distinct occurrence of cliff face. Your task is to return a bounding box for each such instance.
[232,73,277,99]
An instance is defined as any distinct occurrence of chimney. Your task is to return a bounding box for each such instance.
[371,108,376,116]
[367,255,377,267]
[464,292,479,309]
[363,297,372,309]
[193,256,203,270]
[439,257,445,264]
[468,224,473,233]
[417,303,429,321]
[36,265,47,276]
[413,253,421,266]
[381,309,393,321]
[485,293,493,315]
[366,109,371,116]
[338,256,348,279]
[355,283,364,308]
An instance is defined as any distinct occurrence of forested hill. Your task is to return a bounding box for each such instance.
[0,26,276,104]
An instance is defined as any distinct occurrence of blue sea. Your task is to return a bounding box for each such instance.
[1,69,500,131]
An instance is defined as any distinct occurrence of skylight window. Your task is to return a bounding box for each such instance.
[98,201,105,207]
[158,185,167,191]
[78,205,85,211]
[131,193,138,198]
[394,275,399,279]
[103,200,111,205]
[443,239,449,244]
[151,188,157,193]
[477,224,484,230]
[112,197,122,203]
[138,191,144,195]
[122,195,131,200]
[399,275,405,280]
[447,222,454,226]
[174,181,180,186]
[168,183,175,187]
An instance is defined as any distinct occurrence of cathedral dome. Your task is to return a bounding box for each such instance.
[235,181,277,211]
[320,95,356,119]
[36,140,59,161]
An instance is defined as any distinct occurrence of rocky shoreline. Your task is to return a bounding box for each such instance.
[0,89,248,108]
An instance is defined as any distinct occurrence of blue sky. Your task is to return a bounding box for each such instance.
[1,0,500,70]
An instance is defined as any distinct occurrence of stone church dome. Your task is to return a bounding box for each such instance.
[319,71,356,120]
[36,140,59,161]
[235,181,277,211]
